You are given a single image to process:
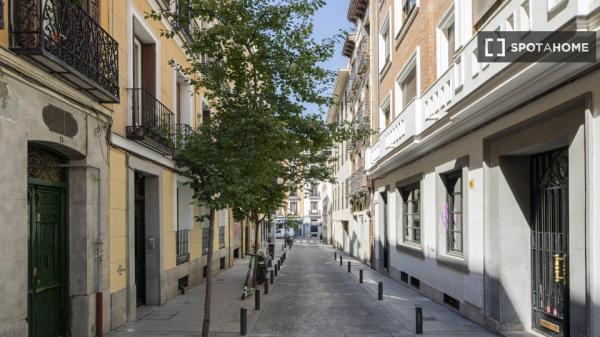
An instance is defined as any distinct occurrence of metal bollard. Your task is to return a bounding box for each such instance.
[255,289,261,310]
[278,259,281,269]
[348,261,351,273]
[240,307,247,336]
[264,276,269,295]
[275,264,278,276]
[334,252,337,260]
[378,282,383,301]
[339,255,343,266]
[415,305,423,334]
[270,270,274,284]
[359,269,363,283]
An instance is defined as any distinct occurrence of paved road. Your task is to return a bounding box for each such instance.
[107,240,496,337]
[251,241,497,337]
[252,242,410,337]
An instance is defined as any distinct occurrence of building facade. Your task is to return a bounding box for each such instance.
[0,1,238,336]
[328,0,600,336]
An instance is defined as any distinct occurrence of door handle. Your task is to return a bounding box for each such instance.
[554,254,567,283]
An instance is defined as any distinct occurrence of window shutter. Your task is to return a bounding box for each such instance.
[472,0,497,27]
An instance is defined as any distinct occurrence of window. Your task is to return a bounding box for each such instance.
[176,182,193,264]
[473,0,504,30]
[310,183,319,197]
[290,201,298,215]
[443,171,463,254]
[379,16,391,72]
[401,183,421,244]
[394,0,417,36]
[311,201,318,214]
[201,204,210,255]
[219,209,227,248]
[396,53,418,112]
[437,8,455,77]
[82,0,100,22]
[379,97,391,130]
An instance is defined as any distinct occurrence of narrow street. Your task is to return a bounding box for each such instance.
[108,241,496,337]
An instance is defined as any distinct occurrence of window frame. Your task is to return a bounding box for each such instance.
[401,182,421,245]
[379,94,391,131]
[395,49,420,114]
[378,14,391,73]
[436,5,456,78]
[443,170,463,255]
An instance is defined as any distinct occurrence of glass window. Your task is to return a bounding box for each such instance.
[400,66,417,110]
[401,183,421,244]
[443,171,463,254]
[290,201,298,215]
[379,17,391,71]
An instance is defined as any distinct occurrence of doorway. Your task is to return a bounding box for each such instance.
[27,147,68,337]
[134,172,146,306]
[380,191,389,273]
[531,148,569,337]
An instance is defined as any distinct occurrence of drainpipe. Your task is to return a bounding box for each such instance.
[59,164,104,337]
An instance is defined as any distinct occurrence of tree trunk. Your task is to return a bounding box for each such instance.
[252,213,260,288]
[201,208,216,337]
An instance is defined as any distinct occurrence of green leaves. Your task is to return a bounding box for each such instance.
[153,0,361,219]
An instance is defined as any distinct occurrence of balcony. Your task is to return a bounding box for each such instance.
[127,88,194,155]
[346,35,370,105]
[366,0,597,172]
[356,101,370,130]
[11,0,119,103]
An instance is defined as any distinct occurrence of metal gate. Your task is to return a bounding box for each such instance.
[531,148,569,337]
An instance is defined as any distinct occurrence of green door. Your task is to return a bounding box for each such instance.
[28,184,68,337]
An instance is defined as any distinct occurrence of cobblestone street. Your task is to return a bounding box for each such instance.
[108,240,496,337]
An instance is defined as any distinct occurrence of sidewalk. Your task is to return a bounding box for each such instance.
[107,240,288,337]
[328,246,498,337]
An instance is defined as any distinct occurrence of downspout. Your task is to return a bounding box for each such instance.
[59,164,104,337]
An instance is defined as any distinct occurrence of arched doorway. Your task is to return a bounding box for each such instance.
[27,146,68,337]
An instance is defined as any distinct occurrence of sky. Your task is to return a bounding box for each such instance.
[305,0,353,116]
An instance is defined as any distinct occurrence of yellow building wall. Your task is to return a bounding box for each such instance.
[190,206,202,260]
[109,148,128,293]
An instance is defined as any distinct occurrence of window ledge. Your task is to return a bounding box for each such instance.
[395,7,419,48]
[379,59,391,81]
[436,252,468,273]
[397,242,425,259]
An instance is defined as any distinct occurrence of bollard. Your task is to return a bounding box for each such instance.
[359,269,363,283]
[278,259,281,269]
[240,308,247,336]
[334,252,337,260]
[339,255,343,266]
[348,261,351,273]
[378,282,383,301]
[415,305,423,334]
[282,244,285,251]
[274,264,278,276]
[255,289,261,310]
[264,276,269,295]
[270,270,274,284]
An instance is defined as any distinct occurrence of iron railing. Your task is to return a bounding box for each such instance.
[356,101,371,130]
[127,88,175,153]
[176,229,190,265]
[219,226,225,248]
[347,168,368,197]
[11,0,119,102]
[172,123,194,151]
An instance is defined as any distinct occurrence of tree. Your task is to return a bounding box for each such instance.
[150,1,365,336]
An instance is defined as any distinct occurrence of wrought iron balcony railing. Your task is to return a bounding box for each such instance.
[11,0,119,103]
[172,123,194,151]
[347,168,368,197]
[127,88,175,154]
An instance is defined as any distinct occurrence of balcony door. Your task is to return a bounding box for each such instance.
[132,34,156,126]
